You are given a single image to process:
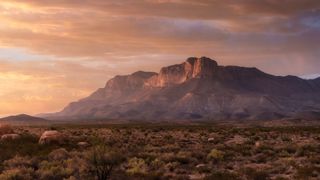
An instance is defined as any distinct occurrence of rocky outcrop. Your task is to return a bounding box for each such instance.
[43,56,320,121]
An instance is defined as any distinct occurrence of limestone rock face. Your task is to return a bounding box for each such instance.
[146,57,218,87]
[43,56,320,121]
[191,57,218,78]
[151,63,190,87]
[39,130,66,145]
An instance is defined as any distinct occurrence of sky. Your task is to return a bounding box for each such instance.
[0,0,320,116]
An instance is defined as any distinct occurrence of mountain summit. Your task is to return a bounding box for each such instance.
[45,57,320,121]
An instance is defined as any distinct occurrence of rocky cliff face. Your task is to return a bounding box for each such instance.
[44,57,320,121]
[145,57,219,87]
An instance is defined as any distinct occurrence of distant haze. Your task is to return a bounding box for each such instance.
[0,0,319,116]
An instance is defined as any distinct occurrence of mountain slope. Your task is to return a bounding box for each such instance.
[0,114,49,125]
[44,57,320,121]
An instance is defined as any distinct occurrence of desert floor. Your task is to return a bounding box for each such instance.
[0,124,320,179]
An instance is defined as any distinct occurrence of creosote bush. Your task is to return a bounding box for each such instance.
[126,157,148,175]
[88,146,123,180]
[207,149,224,162]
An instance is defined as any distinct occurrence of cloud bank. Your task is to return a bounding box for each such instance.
[0,0,319,115]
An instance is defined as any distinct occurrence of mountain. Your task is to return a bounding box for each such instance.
[44,57,320,121]
[0,114,49,125]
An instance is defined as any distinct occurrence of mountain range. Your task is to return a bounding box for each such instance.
[0,114,49,125]
[43,57,320,121]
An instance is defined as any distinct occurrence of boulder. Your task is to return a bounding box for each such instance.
[1,134,20,141]
[225,135,247,145]
[255,141,261,148]
[39,130,66,145]
[207,137,215,143]
[77,141,90,147]
[196,164,206,168]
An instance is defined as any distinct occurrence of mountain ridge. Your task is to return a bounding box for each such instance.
[42,57,320,121]
[0,114,49,125]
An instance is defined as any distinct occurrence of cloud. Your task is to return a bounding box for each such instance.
[0,0,319,115]
[0,0,319,57]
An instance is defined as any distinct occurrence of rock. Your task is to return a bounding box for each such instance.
[226,135,247,145]
[77,141,90,147]
[255,141,261,148]
[189,174,206,180]
[39,130,66,145]
[207,137,215,142]
[196,164,206,168]
[1,134,20,141]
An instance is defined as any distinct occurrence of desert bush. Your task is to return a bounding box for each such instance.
[149,158,165,171]
[309,155,320,165]
[64,155,90,179]
[295,165,319,179]
[0,168,35,180]
[88,146,123,180]
[280,135,292,142]
[0,134,37,163]
[159,152,175,163]
[1,125,319,179]
[207,149,224,162]
[164,162,179,172]
[191,151,206,162]
[48,148,70,161]
[126,157,148,175]
[232,144,252,156]
[0,124,14,135]
[37,160,74,179]
[3,156,36,169]
[173,151,193,164]
[205,170,240,180]
[0,156,38,180]
[242,167,269,180]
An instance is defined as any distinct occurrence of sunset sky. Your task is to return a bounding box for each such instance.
[0,0,320,116]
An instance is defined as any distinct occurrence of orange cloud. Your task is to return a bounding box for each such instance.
[0,0,319,116]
